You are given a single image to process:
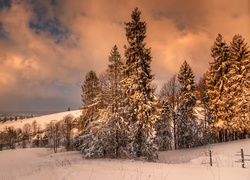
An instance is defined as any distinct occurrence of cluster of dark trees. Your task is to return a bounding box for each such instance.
[0,120,41,150]
[0,114,35,123]
[77,8,250,161]
[77,8,157,161]
[157,33,250,147]
[206,34,250,141]
[0,115,77,152]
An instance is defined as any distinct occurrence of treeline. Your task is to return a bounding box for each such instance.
[0,115,78,152]
[206,34,250,141]
[0,114,35,123]
[76,8,250,161]
[157,32,250,148]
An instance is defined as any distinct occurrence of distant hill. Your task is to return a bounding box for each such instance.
[0,110,81,131]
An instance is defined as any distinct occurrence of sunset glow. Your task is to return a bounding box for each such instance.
[0,0,249,112]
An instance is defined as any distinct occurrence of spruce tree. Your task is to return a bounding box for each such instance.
[79,47,128,159]
[206,34,230,141]
[227,35,250,134]
[80,70,101,130]
[99,45,128,158]
[123,7,158,160]
[107,45,124,112]
[177,60,197,149]
[79,71,105,158]
[155,97,172,150]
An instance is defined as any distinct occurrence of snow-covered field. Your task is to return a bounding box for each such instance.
[0,139,249,179]
[0,111,250,180]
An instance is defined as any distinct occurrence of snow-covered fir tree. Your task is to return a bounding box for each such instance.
[78,120,106,158]
[155,97,172,150]
[159,75,180,149]
[106,45,124,111]
[206,34,230,142]
[104,45,129,158]
[122,7,158,160]
[96,45,129,158]
[78,46,128,159]
[78,70,107,157]
[80,70,101,131]
[227,35,250,135]
[177,60,197,149]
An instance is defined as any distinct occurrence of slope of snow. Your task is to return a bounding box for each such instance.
[159,139,250,166]
[0,139,250,180]
[0,110,81,131]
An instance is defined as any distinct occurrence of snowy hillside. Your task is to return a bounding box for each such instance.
[0,110,81,131]
[159,139,250,166]
[0,139,250,179]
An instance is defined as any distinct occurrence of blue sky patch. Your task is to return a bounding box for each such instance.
[0,0,11,10]
[29,2,69,44]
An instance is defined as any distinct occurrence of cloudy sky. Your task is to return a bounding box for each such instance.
[0,0,249,113]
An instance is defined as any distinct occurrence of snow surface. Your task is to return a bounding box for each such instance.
[0,139,250,179]
[1,111,250,179]
[0,110,81,131]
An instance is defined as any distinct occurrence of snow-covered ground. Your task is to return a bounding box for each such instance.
[1,111,250,179]
[0,110,81,131]
[0,139,250,180]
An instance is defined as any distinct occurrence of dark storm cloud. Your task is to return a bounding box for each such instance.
[0,0,249,112]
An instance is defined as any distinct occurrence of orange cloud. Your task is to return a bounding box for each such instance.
[0,0,249,111]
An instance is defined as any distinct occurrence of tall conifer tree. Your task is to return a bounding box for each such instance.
[227,35,250,134]
[177,60,197,149]
[123,7,158,160]
[206,34,230,141]
[107,45,124,112]
[80,70,101,130]
[99,45,128,158]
